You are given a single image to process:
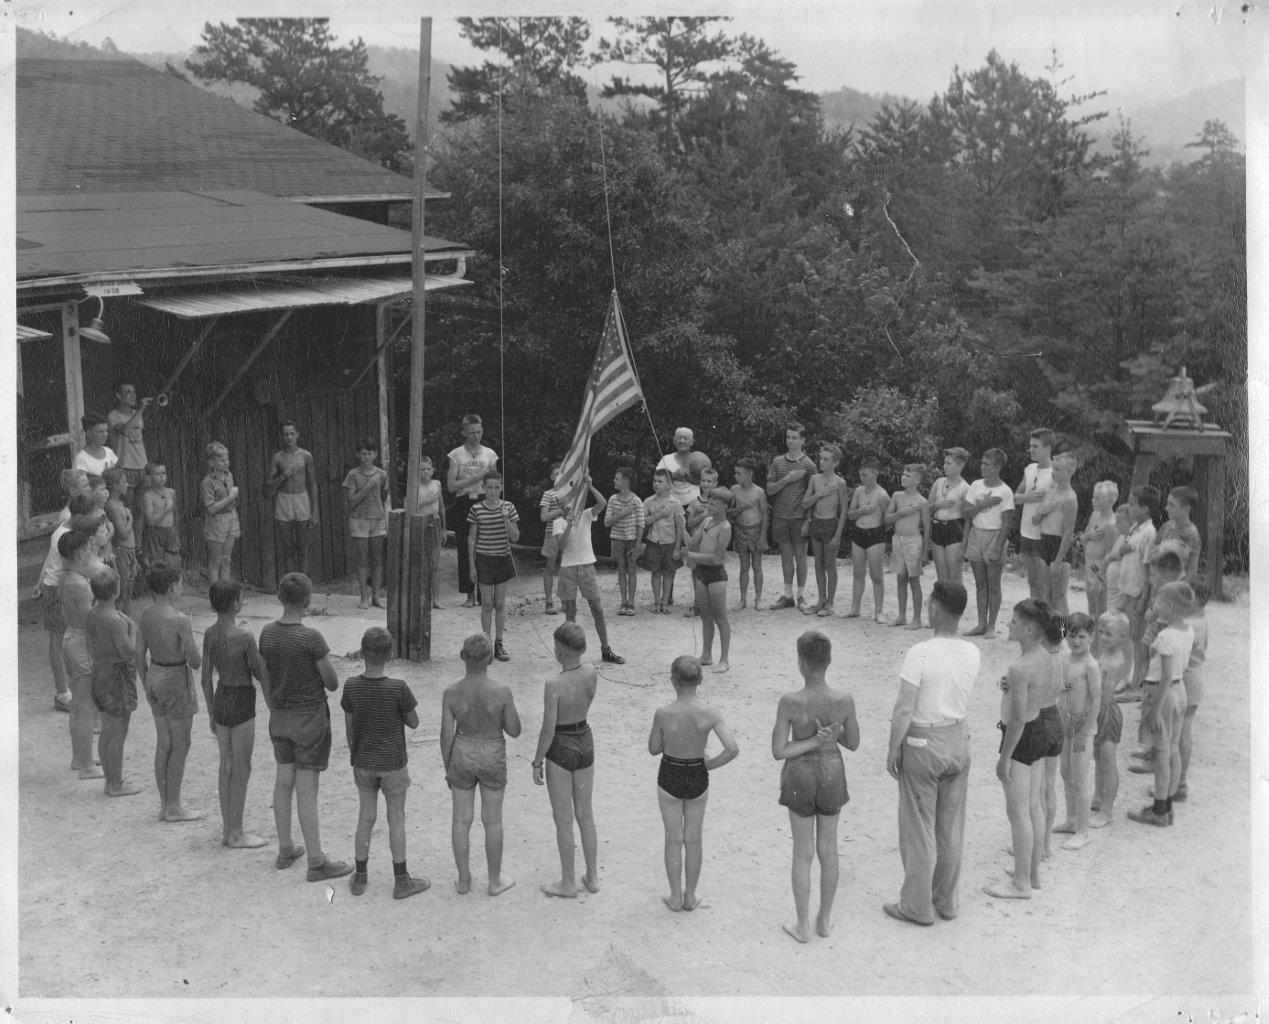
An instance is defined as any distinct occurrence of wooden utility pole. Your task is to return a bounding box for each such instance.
[388,17,435,661]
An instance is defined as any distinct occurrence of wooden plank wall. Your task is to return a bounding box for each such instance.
[82,301,381,592]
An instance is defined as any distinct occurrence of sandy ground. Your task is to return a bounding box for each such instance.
[15,548,1254,1010]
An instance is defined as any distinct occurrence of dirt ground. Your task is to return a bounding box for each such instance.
[13,547,1256,1017]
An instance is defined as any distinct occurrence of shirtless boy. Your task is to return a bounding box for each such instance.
[416,456,446,609]
[772,631,860,943]
[766,422,817,610]
[1053,613,1101,850]
[59,530,103,778]
[988,599,1063,899]
[885,463,930,629]
[648,655,739,911]
[730,457,769,610]
[135,564,204,822]
[532,622,601,898]
[85,567,142,796]
[1031,451,1079,614]
[927,448,970,586]
[684,488,734,671]
[442,633,522,895]
[141,462,181,570]
[102,468,137,614]
[1090,610,1130,828]
[846,457,891,622]
[800,443,848,617]
[1080,481,1119,621]
[267,421,319,579]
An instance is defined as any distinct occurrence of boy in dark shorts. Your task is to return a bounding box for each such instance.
[140,461,182,570]
[532,622,601,898]
[799,443,848,617]
[200,580,270,849]
[58,529,101,776]
[467,470,520,662]
[442,633,522,895]
[85,567,142,797]
[259,572,351,882]
[846,457,891,622]
[766,422,817,610]
[102,468,137,615]
[342,627,428,899]
[1031,451,1079,614]
[730,457,769,610]
[648,655,739,911]
[135,564,203,822]
[927,448,970,587]
[772,631,860,943]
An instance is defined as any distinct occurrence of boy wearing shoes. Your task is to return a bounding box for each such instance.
[259,572,351,882]
[342,627,428,899]
[772,631,860,943]
[467,470,520,661]
[885,463,931,629]
[648,655,739,911]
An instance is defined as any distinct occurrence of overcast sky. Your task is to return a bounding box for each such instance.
[13,0,1253,101]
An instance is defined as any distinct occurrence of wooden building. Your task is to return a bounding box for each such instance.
[15,58,472,590]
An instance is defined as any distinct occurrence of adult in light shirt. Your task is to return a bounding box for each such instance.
[1014,428,1055,600]
[655,428,710,509]
[446,413,500,607]
[883,581,979,926]
[107,379,150,499]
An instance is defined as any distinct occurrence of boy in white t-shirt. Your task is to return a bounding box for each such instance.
[960,448,1014,637]
[555,477,624,665]
[1013,428,1054,600]
[74,412,120,477]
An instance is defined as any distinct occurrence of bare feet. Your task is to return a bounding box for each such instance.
[455,877,472,895]
[541,881,578,898]
[682,893,700,911]
[891,617,907,627]
[370,597,383,608]
[1052,820,1076,834]
[783,922,810,943]
[754,600,767,611]
[963,625,988,636]
[162,806,206,823]
[905,621,924,631]
[984,882,1032,900]
[227,832,269,849]
[582,873,600,894]
[488,877,516,897]
[1089,811,1113,829]
[78,766,105,780]
[699,655,713,666]
[816,910,833,937]
[713,660,730,673]
[104,782,142,796]
[663,894,683,912]
[432,601,445,610]
[1061,832,1091,851]
[1004,866,1042,890]
[842,610,861,619]
[356,599,370,610]
[874,614,888,624]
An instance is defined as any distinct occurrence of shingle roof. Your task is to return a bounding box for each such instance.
[16,58,437,201]
[16,189,472,286]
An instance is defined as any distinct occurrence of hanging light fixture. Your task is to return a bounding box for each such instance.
[76,295,111,344]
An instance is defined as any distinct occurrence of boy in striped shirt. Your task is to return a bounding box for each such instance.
[605,467,645,615]
[467,471,520,662]
[341,627,428,899]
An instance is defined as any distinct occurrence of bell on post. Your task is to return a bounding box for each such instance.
[1151,366,1207,429]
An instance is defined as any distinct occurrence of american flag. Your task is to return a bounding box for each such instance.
[554,291,643,512]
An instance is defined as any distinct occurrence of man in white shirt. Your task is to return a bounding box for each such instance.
[655,428,709,610]
[1014,428,1055,600]
[884,581,980,926]
[961,447,1016,636]
[554,476,624,665]
[446,414,499,606]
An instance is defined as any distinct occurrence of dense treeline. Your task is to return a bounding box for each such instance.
[413,19,1245,570]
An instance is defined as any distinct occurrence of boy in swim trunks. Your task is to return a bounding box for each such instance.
[846,457,891,622]
[140,462,181,570]
[684,488,734,672]
[135,564,203,822]
[85,567,142,797]
[885,463,930,629]
[1053,613,1100,850]
[648,654,739,911]
[772,631,860,943]
[200,580,270,849]
[1031,451,1079,614]
[102,468,138,615]
[1080,481,1119,621]
[799,443,848,617]
[684,467,719,535]
[267,421,319,580]
[342,626,428,899]
[442,633,522,895]
[1090,610,1130,828]
[532,622,601,898]
[58,529,102,776]
[606,466,646,616]
[730,457,768,610]
[927,448,970,588]
[961,448,1014,636]
[259,572,352,882]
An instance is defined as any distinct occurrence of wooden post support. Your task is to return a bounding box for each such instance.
[386,17,434,661]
